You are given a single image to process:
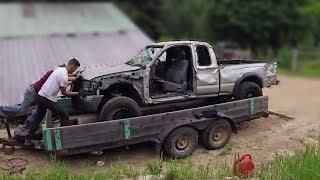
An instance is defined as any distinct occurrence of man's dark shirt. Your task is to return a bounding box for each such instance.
[32,70,54,93]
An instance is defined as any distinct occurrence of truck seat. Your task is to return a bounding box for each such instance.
[157,59,189,92]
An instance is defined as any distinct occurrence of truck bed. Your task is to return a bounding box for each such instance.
[217,59,263,65]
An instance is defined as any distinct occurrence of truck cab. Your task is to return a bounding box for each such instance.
[136,41,220,104]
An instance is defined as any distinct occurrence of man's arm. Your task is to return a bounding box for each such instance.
[69,71,78,77]
[60,86,79,97]
[69,69,84,77]
[68,76,77,81]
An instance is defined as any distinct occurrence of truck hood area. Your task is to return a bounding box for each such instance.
[81,63,141,80]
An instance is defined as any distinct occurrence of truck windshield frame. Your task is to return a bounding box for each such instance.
[126,45,164,67]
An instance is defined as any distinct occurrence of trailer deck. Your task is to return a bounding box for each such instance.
[1,96,269,158]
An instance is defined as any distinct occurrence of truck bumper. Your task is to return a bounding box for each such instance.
[263,76,279,87]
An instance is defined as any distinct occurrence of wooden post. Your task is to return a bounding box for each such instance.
[291,48,299,72]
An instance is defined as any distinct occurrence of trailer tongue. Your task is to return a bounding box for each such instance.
[1,96,268,159]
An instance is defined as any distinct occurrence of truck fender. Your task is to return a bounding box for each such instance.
[98,81,143,110]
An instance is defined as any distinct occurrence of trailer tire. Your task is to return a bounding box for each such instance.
[201,119,232,150]
[99,96,142,121]
[234,81,262,100]
[163,127,198,159]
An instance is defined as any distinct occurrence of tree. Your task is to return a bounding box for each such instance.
[203,0,310,52]
[161,0,209,40]
[299,0,320,46]
[116,0,164,40]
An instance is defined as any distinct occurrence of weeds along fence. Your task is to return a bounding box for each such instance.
[291,47,320,73]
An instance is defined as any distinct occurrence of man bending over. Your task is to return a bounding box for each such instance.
[28,58,81,136]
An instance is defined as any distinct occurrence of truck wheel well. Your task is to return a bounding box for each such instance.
[233,75,263,96]
[98,83,142,111]
[241,76,263,88]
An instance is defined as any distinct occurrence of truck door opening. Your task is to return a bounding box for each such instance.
[149,45,194,99]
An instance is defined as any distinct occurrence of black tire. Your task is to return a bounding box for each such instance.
[234,81,262,100]
[163,127,198,159]
[99,96,142,121]
[71,77,85,111]
[201,119,232,150]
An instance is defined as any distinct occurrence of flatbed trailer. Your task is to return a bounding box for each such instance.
[1,96,268,158]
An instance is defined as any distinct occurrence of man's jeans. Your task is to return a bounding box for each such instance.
[3,86,35,114]
[24,109,37,126]
[29,94,69,134]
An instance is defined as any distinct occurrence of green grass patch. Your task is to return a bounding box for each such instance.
[145,156,163,176]
[2,148,320,180]
[0,158,231,180]
[299,62,320,77]
[278,64,320,78]
[0,160,141,180]
[218,146,233,157]
[164,159,230,180]
[259,148,320,180]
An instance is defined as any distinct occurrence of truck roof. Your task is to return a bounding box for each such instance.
[148,40,211,46]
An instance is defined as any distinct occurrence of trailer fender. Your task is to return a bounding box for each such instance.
[215,114,237,134]
[195,108,237,134]
[155,109,237,154]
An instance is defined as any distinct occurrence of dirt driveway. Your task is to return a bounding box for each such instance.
[1,75,320,172]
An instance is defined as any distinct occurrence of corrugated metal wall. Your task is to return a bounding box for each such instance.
[0,3,137,38]
[0,3,152,105]
[0,31,152,105]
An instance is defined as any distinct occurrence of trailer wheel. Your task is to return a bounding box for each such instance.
[163,127,198,158]
[234,81,262,100]
[201,119,232,150]
[99,96,142,121]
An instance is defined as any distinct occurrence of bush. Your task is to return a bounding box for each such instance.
[277,46,293,69]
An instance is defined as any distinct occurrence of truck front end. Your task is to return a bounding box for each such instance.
[264,62,279,87]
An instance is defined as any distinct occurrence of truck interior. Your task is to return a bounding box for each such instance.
[149,45,194,98]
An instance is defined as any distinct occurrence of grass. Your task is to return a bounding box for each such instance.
[259,148,320,180]
[2,148,320,180]
[299,62,320,77]
[218,146,232,157]
[277,48,320,77]
[0,160,140,180]
[145,156,163,176]
[164,159,230,180]
[278,65,320,78]
[0,157,231,180]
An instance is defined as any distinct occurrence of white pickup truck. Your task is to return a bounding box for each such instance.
[75,41,278,121]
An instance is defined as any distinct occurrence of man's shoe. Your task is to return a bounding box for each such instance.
[0,107,7,118]
[0,107,13,119]
[70,118,78,125]
[62,118,78,126]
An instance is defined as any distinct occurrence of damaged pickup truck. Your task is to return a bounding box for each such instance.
[74,41,279,121]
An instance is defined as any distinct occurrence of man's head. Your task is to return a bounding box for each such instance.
[66,58,80,74]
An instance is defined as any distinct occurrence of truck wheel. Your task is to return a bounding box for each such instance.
[234,81,262,100]
[201,119,232,150]
[163,127,198,158]
[99,96,142,121]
